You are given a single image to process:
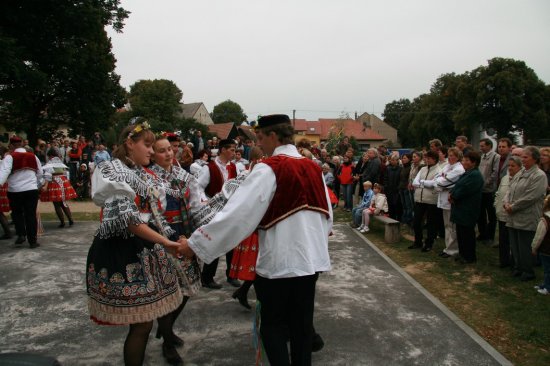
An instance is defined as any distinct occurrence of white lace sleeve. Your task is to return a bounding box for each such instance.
[96,194,145,239]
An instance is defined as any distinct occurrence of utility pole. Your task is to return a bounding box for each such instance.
[292,109,296,127]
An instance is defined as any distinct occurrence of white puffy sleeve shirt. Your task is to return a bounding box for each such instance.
[188,145,333,279]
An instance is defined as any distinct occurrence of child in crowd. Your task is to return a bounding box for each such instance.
[359,183,388,233]
[532,194,550,295]
[351,181,373,228]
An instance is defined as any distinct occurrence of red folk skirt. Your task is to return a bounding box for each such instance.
[229,231,259,281]
[40,175,78,202]
[0,183,10,212]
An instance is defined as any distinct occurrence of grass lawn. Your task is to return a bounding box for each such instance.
[335,207,549,366]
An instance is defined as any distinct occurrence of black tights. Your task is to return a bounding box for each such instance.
[53,201,72,224]
[124,321,153,366]
[157,296,189,344]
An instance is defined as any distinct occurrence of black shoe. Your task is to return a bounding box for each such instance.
[512,270,522,277]
[58,222,65,228]
[227,278,241,287]
[407,244,421,249]
[14,236,26,245]
[69,219,74,226]
[162,343,183,366]
[156,329,184,348]
[440,253,451,258]
[520,274,535,282]
[202,280,222,289]
[29,242,40,249]
[232,289,251,310]
[312,332,325,352]
[457,257,475,264]
[421,246,432,252]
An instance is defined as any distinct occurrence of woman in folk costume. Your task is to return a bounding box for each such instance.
[149,135,203,364]
[40,148,77,227]
[86,122,186,366]
[0,146,13,239]
[229,146,264,309]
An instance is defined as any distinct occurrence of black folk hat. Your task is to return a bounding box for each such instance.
[257,114,291,129]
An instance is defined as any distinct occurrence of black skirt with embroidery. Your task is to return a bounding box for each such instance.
[86,234,182,325]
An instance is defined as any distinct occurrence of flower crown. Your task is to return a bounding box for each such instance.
[127,121,151,139]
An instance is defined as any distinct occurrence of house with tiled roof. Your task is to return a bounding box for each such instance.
[292,118,388,151]
[207,122,238,140]
[357,112,397,145]
[206,122,256,142]
[179,102,214,125]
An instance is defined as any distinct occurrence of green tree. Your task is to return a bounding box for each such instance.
[462,58,548,142]
[127,79,183,130]
[211,100,247,123]
[382,98,417,146]
[0,0,129,144]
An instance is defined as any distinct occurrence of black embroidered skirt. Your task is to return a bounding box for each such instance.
[86,235,182,325]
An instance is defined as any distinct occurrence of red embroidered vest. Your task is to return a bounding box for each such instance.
[258,155,330,230]
[11,152,38,173]
[205,160,237,198]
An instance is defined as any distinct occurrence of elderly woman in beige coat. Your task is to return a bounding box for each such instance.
[504,146,547,281]
[494,156,522,268]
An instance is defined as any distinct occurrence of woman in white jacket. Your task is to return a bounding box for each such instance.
[422,148,465,257]
[410,150,440,251]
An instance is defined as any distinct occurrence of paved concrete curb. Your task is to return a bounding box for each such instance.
[353,229,512,366]
[0,222,512,365]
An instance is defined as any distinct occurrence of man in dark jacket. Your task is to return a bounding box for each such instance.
[361,148,381,185]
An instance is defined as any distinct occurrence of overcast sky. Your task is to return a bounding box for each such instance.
[107,0,550,121]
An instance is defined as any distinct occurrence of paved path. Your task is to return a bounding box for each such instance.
[0,222,511,365]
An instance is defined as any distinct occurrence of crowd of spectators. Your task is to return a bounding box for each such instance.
[297,135,550,293]
[4,130,550,292]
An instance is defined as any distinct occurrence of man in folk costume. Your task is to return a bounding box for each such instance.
[180,114,333,366]
[196,138,240,289]
[0,136,44,248]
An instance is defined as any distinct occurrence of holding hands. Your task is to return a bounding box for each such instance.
[176,237,195,258]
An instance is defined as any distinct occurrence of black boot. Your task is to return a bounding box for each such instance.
[0,214,12,239]
[162,342,183,366]
[232,288,251,309]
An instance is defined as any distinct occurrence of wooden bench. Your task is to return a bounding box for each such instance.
[372,215,401,243]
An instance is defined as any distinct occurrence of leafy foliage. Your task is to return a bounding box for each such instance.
[127,79,183,131]
[211,99,247,123]
[0,0,129,144]
[384,58,549,147]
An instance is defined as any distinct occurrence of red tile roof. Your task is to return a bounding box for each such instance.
[207,123,235,139]
[292,119,385,141]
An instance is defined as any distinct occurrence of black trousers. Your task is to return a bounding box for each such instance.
[477,192,497,241]
[498,220,512,267]
[456,223,477,262]
[413,202,438,247]
[201,249,234,283]
[7,190,39,244]
[254,273,318,366]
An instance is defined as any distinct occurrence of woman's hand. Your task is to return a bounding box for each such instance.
[162,239,182,257]
[176,237,195,258]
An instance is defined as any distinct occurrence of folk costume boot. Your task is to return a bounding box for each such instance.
[0,214,12,239]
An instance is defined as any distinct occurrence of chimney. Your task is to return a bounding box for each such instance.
[354,111,358,121]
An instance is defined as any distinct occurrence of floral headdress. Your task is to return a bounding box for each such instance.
[127,121,151,139]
